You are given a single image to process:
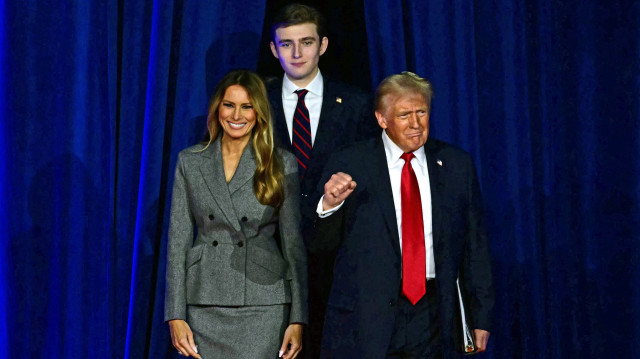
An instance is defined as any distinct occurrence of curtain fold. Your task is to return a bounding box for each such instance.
[1,1,112,358]
[0,1,9,353]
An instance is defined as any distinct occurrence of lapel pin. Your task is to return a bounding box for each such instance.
[437,160,443,166]
[336,97,342,103]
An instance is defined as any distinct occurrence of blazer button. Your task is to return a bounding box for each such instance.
[238,241,244,247]
[212,241,218,246]
[208,214,214,220]
[241,216,248,222]
[389,300,394,307]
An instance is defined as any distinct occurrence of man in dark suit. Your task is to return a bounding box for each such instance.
[266,4,379,357]
[312,72,494,358]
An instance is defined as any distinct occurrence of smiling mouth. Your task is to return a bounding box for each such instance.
[228,122,247,129]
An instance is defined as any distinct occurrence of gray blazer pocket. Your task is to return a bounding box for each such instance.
[249,247,286,276]
[186,245,205,269]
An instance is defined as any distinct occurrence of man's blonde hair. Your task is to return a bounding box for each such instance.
[375,71,433,115]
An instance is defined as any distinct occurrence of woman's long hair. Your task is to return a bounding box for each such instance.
[204,69,284,207]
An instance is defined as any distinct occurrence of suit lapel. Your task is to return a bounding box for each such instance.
[424,140,445,260]
[312,78,341,160]
[364,138,401,257]
[303,78,349,194]
[199,139,241,232]
[267,79,292,151]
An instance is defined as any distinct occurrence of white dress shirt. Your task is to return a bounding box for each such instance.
[282,70,324,145]
[316,131,436,278]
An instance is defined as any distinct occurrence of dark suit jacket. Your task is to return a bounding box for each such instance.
[266,76,379,238]
[165,139,308,324]
[310,137,494,358]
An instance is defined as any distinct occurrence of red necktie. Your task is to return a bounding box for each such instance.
[400,152,426,305]
[292,89,312,178]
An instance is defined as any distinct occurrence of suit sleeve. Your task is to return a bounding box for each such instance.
[461,157,495,331]
[164,153,195,321]
[279,152,309,324]
[307,152,347,254]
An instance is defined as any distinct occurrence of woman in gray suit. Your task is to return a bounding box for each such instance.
[165,70,307,359]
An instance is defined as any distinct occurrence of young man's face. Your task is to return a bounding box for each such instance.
[270,23,328,88]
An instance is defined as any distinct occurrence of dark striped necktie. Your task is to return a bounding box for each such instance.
[292,89,312,178]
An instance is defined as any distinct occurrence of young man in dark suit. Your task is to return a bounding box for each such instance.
[313,72,494,358]
[266,4,378,358]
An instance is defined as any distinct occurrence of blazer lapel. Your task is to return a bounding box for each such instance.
[199,139,241,232]
[424,140,445,260]
[227,144,255,195]
[364,138,401,257]
[312,78,341,160]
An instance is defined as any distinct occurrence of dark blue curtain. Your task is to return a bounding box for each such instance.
[365,0,640,357]
[1,0,638,358]
[1,1,265,358]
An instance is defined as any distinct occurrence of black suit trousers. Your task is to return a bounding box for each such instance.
[386,281,442,359]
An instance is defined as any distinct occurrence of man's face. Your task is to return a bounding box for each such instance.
[375,93,430,153]
[270,23,328,88]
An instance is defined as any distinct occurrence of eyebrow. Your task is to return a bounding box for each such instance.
[222,100,253,106]
[278,36,317,44]
[398,107,427,114]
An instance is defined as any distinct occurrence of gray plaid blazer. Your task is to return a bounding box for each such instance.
[164,138,308,324]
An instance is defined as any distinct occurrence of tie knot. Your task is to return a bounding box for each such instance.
[401,152,415,162]
[295,89,308,99]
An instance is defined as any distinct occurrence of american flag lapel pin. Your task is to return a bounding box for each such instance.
[437,160,443,166]
[336,97,342,103]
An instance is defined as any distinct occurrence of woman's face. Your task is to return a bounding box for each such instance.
[218,85,257,141]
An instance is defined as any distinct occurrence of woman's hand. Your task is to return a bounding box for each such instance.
[279,323,303,359]
[168,319,201,358]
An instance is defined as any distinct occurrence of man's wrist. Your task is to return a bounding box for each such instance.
[317,195,344,217]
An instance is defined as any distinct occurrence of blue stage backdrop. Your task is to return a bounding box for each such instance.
[1,0,638,358]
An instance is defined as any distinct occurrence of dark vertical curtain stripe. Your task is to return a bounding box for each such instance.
[124,0,176,357]
[0,0,9,352]
[107,0,119,357]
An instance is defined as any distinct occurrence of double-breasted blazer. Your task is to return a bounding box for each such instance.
[311,137,494,358]
[164,138,308,325]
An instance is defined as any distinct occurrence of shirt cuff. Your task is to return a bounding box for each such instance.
[316,195,344,218]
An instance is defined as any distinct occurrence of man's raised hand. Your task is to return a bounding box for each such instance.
[322,172,356,210]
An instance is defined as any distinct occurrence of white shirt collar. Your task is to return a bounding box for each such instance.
[381,130,427,168]
[282,70,324,97]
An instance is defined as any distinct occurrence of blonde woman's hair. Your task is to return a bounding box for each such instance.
[204,69,284,207]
